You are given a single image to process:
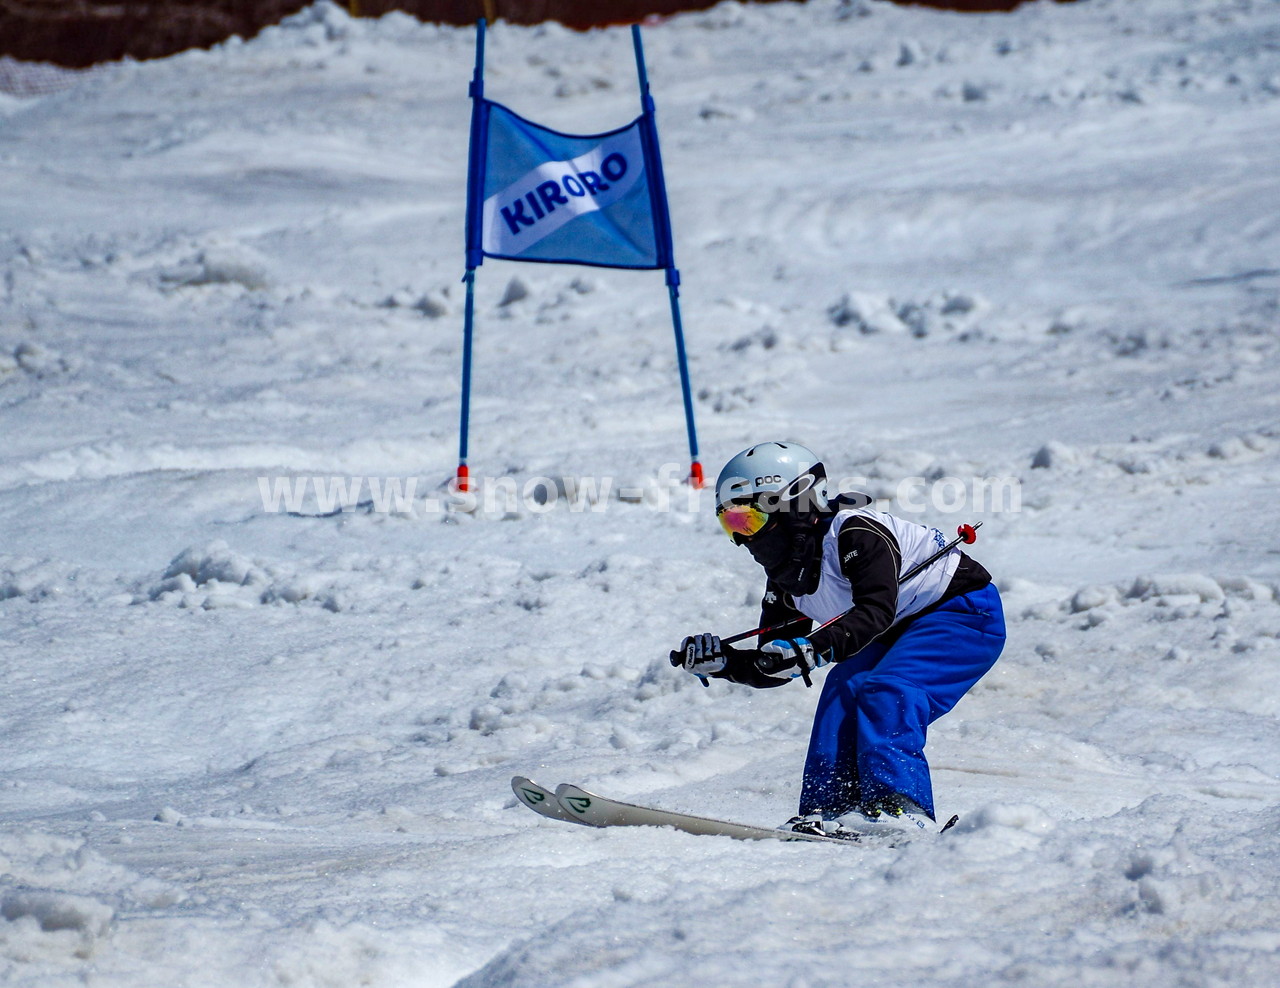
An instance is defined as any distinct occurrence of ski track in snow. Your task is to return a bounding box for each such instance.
[1,0,1279,985]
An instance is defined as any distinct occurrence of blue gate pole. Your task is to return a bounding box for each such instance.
[458,269,476,492]
[457,18,489,492]
[665,273,702,488]
[632,25,703,487]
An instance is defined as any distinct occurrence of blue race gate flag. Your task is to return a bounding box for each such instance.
[455,20,701,494]
[478,104,665,270]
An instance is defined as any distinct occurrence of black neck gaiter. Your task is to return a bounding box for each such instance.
[746,512,833,597]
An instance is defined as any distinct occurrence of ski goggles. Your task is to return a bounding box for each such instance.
[717,500,773,544]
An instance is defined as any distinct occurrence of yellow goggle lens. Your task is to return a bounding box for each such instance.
[717,502,771,541]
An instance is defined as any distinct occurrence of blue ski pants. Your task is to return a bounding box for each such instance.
[799,582,1005,820]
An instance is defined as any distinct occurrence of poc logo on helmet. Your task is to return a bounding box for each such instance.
[755,475,783,486]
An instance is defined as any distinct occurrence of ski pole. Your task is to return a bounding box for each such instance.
[672,522,981,680]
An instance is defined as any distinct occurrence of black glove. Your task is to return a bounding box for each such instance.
[670,633,727,677]
[756,637,827,685]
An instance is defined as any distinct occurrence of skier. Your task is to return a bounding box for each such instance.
[672,441,1005,836]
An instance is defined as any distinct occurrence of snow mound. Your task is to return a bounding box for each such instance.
[0,891,113,938]
[254,0,363,49]
[156,246,272,291]
[9,342,74,378]
[953,802,1054,835]
[153,541,264,594]
[0,830,178,967]
[0,557,81,603]
[827,290,988,338]
[1127,573,1225,604]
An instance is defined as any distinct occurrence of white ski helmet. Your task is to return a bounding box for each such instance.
[715,441,828,543]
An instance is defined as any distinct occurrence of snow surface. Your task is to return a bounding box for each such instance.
[2,0,1279,984]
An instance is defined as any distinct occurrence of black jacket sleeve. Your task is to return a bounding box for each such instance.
[807,517,901,663]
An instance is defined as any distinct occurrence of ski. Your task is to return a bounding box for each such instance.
[548,782,868,845]
[511,775,591,825]
[512,777,956,845]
